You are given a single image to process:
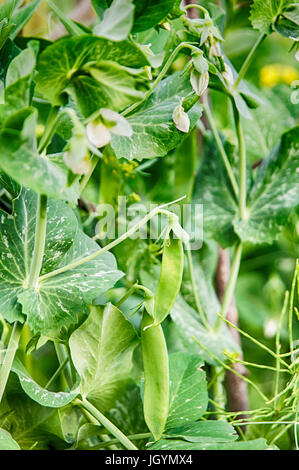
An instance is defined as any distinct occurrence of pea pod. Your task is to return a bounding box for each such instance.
[141,311,169,441]
[153,234,184,325]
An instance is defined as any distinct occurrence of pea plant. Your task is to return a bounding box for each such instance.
[0,0,298,451]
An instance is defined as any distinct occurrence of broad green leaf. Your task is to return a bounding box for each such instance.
[12,357,79,408]
[18,232,123,336]
[166,421,238,443]
[69,303,137,412]
[93,0,176,32]
[106,382,148,436]
[194,127,299,246]
[111,72,202,160]
[0,189,77,324]
[0,38,20,82]
[4,42,37,110]
[275,3,299,38]
[242,85,296,164]
[0,382,69,450]
[0,428,20,450]
[0,109,78,203]
[166,352,208,430]
[234,126,299,244]
[94,0,135,41]
[149,433,270,450]
[6,43,36,86]
[171,296,240,365]
[0,188,123,335]
[35,35,149,116]
[0,172,20,197]
[250,0,291,34]
[132,0,176,33]
[85,61,148,114]
[193,134,238,248]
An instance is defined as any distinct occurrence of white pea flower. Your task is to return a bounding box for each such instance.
[86,108,133,148]
[222,63,234,86]
[190,70,209,96]
[64,151,91,175]
[172,102,190,133]
[210,41,221,58]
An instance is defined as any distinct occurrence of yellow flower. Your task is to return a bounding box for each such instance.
[260,64,299,87]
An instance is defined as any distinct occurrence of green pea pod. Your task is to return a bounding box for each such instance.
[153,234,184,325]
[141,311,169,441]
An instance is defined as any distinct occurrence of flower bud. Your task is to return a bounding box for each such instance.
[172,103,190,133]
[222,63,234,86]
[190,70,209,96]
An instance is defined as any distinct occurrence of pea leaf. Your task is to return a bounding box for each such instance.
[171,296,240,365]
[94,0,135,41]
[0,189,123,335]
[250,0,292,34]
[274,3,299,38]
[132,0,176,33]
[106,382,148,436]
[0,384,69,450]
[69,303,137,412]
[111,72,202,160]
[149,422,271,450]
[0,428,20,450]
[165,421,237,443]
[0,109,78,203]
[4,41,37,111]
[18,232,123,336]
[0,189,77,324]
[12,357,79,408]
[35,35,149,116]
[234,126,299,244]
[193,134,238,248]
[193,127,299,246]
[166,352,208,430]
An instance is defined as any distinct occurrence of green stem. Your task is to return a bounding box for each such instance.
[202,94,239,199]
[193,337,268,402]
[218,314,291,371]
[54,343,73,390]
[289,261,297,359]
[92,433,152,449]
[38,106,60,154]
[45,356,69,390]
[234,33,266,88]
[39,196,186,282]
[116,283,138,308]
[215,243,242,331]
[27,195,48,288]
[122,42,199,117]
[211,366,226,418]
[76,398,138,450]
[274,291,289,409]
[0,322,23,403]
[233,103,247,221]
[79,154,98,195]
